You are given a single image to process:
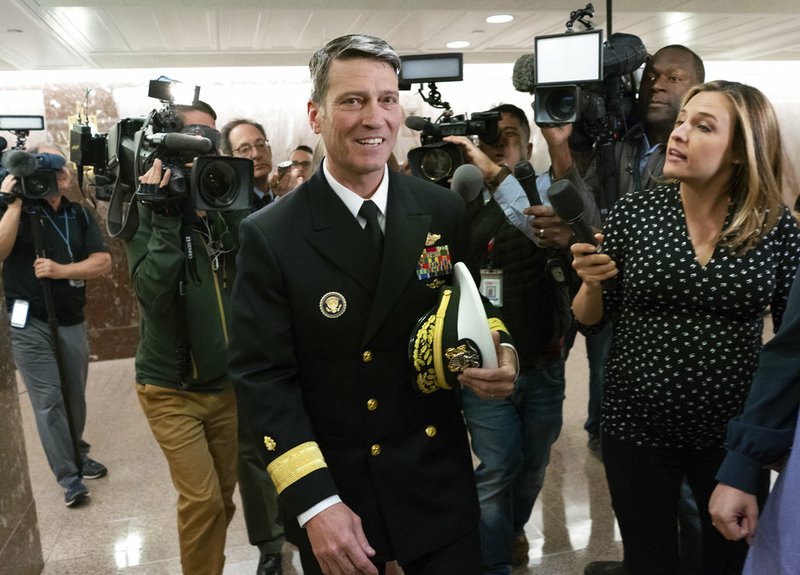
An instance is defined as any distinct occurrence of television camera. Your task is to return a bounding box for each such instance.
[71,78,252,239]
[400,53,501,186]
[512,3,647,144]
[0,115,64,202]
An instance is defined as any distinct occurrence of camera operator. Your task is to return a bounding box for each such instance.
[270,145,315,198]
[220,118,276,209]
[0,143,111,507]
[126,101,248,575]
[289,144,315,181]
[606,45,706,207]
[444,104,599,574]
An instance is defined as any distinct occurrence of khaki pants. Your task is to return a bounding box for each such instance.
[137,384,238,575]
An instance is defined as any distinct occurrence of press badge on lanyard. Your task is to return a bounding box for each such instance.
[42,209,84,288]
[480,269,503,307]
[479,237,503,307]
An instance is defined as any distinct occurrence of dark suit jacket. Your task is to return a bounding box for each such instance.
[229,169,503,563]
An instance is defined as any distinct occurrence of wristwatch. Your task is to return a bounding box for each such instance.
[486,164,511,191]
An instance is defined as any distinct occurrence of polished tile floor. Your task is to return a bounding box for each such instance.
[20,331,623,575]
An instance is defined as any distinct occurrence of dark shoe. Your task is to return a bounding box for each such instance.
[584,561,626,575]
[81,458,108,480]
[64,478,89,507]
[257,551,282,575]
[511,531,529,567]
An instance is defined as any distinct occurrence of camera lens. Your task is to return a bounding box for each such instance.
[545,87,578,122]
[22,173,57,199]
[198,160,239,209]
[420,148,453,182]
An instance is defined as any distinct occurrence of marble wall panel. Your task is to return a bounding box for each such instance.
[0,304,43,575]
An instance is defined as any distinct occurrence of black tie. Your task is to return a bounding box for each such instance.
[359,200,384,257]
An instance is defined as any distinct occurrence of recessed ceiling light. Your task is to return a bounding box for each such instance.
[486,14,514,24]
[447,40,470,49]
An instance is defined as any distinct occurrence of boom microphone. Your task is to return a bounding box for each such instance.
[1,150,40,177]
[405,116,431,132]
[145,132,214,154]
[450,163,484,203]
[512,53,536,94]
[547,179,597,245]
[602,33,648,78]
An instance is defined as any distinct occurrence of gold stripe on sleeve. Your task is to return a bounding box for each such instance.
[267,441,328,493]
[487,317,509,335]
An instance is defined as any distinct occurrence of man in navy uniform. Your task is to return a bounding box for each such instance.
[229,34,518,575]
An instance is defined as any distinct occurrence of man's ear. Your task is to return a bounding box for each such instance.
[308,101,322,134]
[526,142,533,161]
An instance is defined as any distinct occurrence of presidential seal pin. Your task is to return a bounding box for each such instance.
[320,292,347,318]
[425,233,441,247]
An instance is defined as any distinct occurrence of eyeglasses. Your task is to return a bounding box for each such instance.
[233,139,270,156]
[291,160,312,168]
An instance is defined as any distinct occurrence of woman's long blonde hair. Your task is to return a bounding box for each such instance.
[681,81,790,254]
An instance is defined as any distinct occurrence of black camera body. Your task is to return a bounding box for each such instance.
[406,110,501,186]
[399,53,503,187]
[0,115,62,202]
[525,11,647,143]
[1,170,58,201]
[70,79,253,237]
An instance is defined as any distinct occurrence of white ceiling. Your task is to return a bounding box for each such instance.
[0,0,798,72]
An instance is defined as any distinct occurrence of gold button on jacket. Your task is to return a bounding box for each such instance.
[367,399,378,411]
[362,350,373,363]
[425,425,437,438]
[370,444,382,456]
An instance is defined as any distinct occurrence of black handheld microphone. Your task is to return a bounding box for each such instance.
[450,164,484,203]
[547,179,597,246]
[513,161,540,206]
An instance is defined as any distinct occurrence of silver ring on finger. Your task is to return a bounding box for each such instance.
[539,228,545,238]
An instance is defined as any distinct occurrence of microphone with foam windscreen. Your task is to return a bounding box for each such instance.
[145,132,214,154]
[450,164,484,203]
[547,179,597,246]
[1,150,40,177]
[512,53,536,94]
[405,116,431,132]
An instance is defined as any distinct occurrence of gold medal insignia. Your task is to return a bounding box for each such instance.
[319,292,347,318]
[425,233,441,247]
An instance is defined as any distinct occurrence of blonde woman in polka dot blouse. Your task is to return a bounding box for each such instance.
[570,81,800,575]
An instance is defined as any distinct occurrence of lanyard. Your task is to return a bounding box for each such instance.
[41,208,74,262]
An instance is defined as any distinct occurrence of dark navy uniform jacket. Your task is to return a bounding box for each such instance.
[229,168,509,563]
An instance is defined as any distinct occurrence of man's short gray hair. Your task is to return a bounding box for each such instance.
[309,34,401,106]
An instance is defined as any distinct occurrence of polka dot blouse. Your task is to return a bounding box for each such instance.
[588,183,800,450]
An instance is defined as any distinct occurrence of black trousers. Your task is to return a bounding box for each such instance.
[297,525,481,575]
[602,433,768,575]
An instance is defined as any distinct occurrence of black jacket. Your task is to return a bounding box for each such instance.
[229,169,510,562]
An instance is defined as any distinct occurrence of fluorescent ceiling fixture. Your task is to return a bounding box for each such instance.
[486,14,514,24]
[447,40,470,49]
